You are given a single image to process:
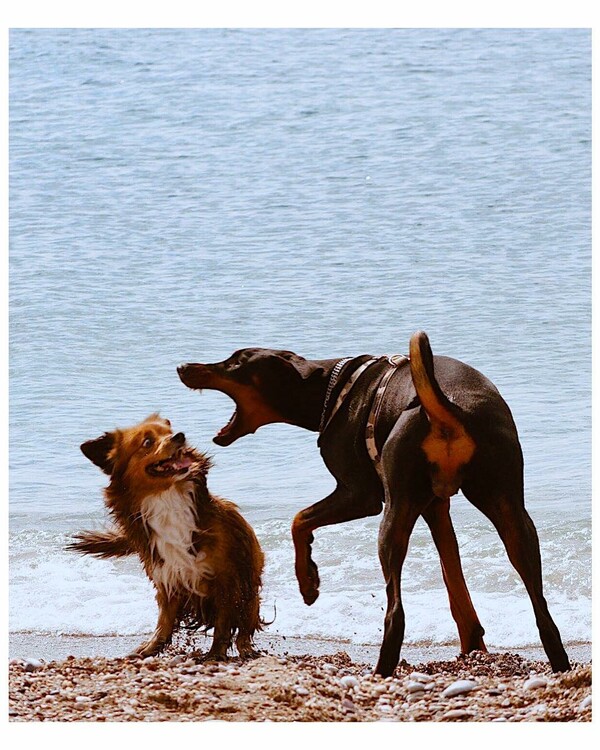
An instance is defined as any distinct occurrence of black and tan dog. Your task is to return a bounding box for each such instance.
[178,332,570,677]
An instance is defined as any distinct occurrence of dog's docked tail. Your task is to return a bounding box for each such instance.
[66,529,134,559]
[409,331,476,499]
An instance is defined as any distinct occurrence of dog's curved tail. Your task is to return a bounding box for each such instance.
[409,331,476,498]
[409,331,458,425]
[66,529,135,559]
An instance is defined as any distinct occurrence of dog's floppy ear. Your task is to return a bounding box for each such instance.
[81,432,116,475]
[274,352,325,380]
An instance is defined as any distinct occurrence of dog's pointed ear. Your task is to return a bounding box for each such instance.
[81,432,116,475]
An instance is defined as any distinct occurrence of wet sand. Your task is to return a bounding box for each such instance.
[9,631,592,665]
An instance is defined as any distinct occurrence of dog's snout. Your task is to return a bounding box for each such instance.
[178,362,212,390]
[172,432,186,446]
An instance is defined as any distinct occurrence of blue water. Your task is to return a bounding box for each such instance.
[9,29,591,649]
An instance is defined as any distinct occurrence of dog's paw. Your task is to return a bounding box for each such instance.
[301,586,320,605]
[299,561,320,605]
[202,651,228,663]
[238,646,262,661]
[130,639,164,658]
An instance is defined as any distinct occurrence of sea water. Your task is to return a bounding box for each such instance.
[9,29,590,650]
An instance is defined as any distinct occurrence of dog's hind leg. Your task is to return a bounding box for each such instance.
[235,595,262,660]
[292,490,382,606]
[375,492,430,677]
[374,411,436,676]
[421,498,487,653]
[462,480,570,673]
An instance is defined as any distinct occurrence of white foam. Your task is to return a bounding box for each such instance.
[9,514,591,649]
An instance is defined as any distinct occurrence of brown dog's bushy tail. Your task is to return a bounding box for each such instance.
[66,529,135,559]
[409,331,476,498]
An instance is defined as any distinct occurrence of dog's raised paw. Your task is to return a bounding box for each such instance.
[299,560,320,605]
[302,588,320,605]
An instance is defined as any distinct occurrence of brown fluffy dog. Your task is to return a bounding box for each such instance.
[68,414,264,660]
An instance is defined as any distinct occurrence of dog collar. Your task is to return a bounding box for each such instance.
[319,357,376,435]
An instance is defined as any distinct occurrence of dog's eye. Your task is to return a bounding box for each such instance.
[142,437,154,448]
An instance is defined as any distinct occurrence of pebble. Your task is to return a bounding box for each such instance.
[406,681,426,693]
[523,676,548,691]
[339,675,359,689]
[24,658,43,672]
[441,679,479,699]
[75,696,92,703]
[409,671,433,683]
[443,709,474,720]
[295,686,309,696]
[579,695,592,710]
[168,655,187,666]
[341,697,355,712]
[372,684,388,696]
[528,703,547,715]
[182,665,203,674]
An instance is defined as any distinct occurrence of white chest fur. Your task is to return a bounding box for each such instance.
[140,484,213,597]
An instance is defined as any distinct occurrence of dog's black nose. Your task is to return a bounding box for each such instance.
[172,432,185,446]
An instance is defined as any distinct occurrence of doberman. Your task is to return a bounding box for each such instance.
[177,331,570,677]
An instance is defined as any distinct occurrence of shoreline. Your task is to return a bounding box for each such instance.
[9,631,591,667]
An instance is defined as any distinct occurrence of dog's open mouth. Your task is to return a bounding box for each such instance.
[146,450,196,477]
[214,406,241,446]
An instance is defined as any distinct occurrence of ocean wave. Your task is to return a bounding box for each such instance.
[9,516,591,648]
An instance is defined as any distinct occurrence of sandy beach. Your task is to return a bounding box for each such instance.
[8,633,592,722]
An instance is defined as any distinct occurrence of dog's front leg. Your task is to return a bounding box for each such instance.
[292,487,382,605]
[132,589,180,657]
[204,608,233,662]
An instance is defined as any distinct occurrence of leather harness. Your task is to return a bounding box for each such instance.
[319,354,410,479]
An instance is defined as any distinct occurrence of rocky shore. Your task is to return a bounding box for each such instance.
[8,649,591,722]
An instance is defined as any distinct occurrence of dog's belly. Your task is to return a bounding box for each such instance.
[141,485,214,597]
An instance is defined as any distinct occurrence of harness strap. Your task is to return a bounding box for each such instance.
[365,354,410,478]
[319,357,379,436]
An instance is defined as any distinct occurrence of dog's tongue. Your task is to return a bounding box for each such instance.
[171,454,194,471]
